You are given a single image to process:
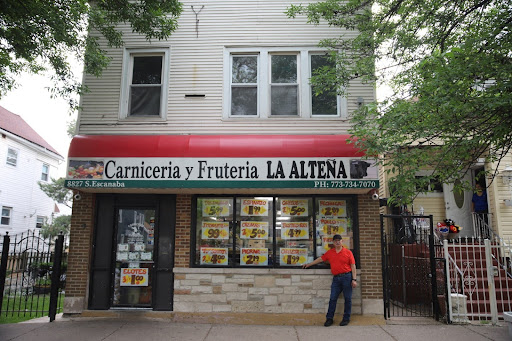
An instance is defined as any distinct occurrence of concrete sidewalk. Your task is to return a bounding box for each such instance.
[0,314,509,341]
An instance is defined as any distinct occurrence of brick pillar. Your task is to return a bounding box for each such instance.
[64,191,95,313]
[175,194,191,268]
[358,195,383,301]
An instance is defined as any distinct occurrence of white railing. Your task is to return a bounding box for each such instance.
[443,237,512,324]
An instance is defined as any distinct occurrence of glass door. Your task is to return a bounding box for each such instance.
[113,208,155,307]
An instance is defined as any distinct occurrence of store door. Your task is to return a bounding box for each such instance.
[113,208,155,307]
[89,194,175,310]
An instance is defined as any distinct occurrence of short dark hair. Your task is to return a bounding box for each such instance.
[333,234,342,240]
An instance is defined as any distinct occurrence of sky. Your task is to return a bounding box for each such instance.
[0,71,79,178]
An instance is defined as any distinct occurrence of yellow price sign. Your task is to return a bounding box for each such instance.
[283,228,307,238]
[241,228,268,239]
[241,254,267,265]
[203,205,229,217]
[281,255,307,265]
[202,228,229,239]
[322,225,346,235]
[202,253,228,265]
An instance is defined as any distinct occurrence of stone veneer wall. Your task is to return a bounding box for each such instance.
[173,268,361,314]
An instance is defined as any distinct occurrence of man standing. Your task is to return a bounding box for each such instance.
[302,234,357,326]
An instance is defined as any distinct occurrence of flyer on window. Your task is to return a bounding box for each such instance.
[280,248,308,266]
[240,221,269,239]
[202,199,231,217]
[281,221,309,240]
[319,218,348,235]
[240,248,268,266]
[202,221,229,239]
[280,199,309,216]
[240,198,269,216]
[319,200,347,217]
[200,247,228,265]
[120,268,148,287]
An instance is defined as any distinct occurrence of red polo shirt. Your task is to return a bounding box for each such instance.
[321,247,355,275]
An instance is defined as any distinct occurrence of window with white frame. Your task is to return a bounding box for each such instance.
[225,48,346,118]
[120,48,170,119]
[41,164,49,181]
[1,207,12,225]
[6,147,18,166]
[36,216,45,228]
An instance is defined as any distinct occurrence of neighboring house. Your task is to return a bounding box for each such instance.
[379,156,512,242]
[64,2,382,318]
[0,106,64,236]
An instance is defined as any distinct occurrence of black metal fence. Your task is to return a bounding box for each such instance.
[0,231,67,322]
[381,214,446,320]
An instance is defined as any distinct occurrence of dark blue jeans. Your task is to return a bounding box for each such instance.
[326,273,352,321]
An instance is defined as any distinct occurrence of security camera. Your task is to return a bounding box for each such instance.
[372,193,379,201]
[74,192,82,201]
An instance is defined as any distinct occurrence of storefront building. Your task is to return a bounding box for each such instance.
[63,1,383,319]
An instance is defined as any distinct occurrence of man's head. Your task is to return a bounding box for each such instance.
[333,234,342,241]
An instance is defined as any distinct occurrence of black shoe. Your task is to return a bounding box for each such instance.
[339,320,350,326]
[324,318,334,327]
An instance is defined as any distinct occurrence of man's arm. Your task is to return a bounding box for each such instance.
[351,263,357,287]
[302,256,324,269]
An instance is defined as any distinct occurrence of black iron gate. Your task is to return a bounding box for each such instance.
[0,231,67,322]
[381,214,445,320]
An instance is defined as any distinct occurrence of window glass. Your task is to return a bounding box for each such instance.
[311,55,337,116]
[129,55,163,116]
[36,216,45,228]
[276,198,313,266]
[41,164,49,181]
[193,195,357,268]
[236,197,273,267]
[271,55,298,115]
[1,207,12,225]
[6,148,17,166]
[315,198,354,257]
[195,198,233,266]
[231,56,258,116]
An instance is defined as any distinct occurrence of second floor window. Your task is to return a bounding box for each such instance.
[225,48,346,119]
[41,164,49,181]
[36,216,45,228]
[6,147,18,166]
[120,48,170,119]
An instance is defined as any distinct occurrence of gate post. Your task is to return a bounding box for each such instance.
[484,239,498,325]
[0,233,10,315]
[49,233,64,322]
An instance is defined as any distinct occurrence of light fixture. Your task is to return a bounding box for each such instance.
[356,97,364,107]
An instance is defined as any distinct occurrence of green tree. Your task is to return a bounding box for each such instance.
[0,0,182,108]
[39,177,73,208]
[287,0,512,204]
[40,215,71,239]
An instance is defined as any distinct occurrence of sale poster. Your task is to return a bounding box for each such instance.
[280,199,308,216]
[240,221,269,239]
[319,218,348,235]
[200,247,228,265]
[240,248,268,266]
[280,248,308,266]
[240,199,269,216]
[202,221,229,239]
[120,268,148,286]
[319,200,347,217]
[281,222,309,240]
[202,199,231,217]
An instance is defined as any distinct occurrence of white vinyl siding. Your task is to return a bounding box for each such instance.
[78,1,373,135]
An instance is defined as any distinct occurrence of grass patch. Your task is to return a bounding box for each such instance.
[0,294,64,324]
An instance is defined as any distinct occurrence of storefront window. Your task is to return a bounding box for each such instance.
[192,195,357,268]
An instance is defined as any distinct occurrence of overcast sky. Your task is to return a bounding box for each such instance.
[0,71,79,178]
